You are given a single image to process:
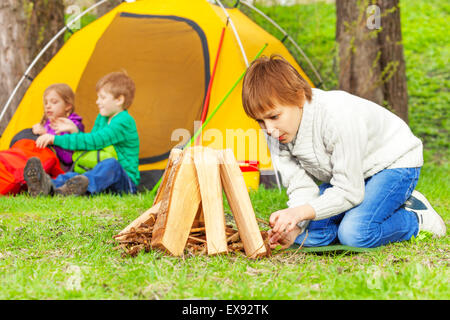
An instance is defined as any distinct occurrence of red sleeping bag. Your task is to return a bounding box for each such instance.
[0,139,64,195]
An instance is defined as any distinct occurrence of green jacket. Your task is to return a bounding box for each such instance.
[53,110,140,185]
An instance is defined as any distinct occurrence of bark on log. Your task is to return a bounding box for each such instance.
[151,149,202,256]
[0,0,65,133]
[336,0,408,122]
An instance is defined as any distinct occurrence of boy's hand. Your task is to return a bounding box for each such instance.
[35,133,55,148]
[270,207,302,235]
[268,205,316,249]
[32,123,46,136]
[51,117,78,134]
[268,226,302,249]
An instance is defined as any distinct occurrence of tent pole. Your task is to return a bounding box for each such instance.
[238,0,324,88]
[214,0,249,67]
[0,0,109,127]
[196,24,227,146]
[188,43,268,148]
[150,43,269,195]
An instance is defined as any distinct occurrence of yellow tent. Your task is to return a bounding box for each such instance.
[0,0,314,189]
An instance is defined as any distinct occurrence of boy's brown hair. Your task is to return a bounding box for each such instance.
[242,54,312,119]
[96,71,136,109]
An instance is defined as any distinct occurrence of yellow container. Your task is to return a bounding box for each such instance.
[239,161,260,191]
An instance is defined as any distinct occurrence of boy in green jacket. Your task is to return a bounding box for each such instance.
[25,71,140,196]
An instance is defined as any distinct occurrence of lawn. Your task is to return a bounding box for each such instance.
[0,0,448,300]
[0,160,448,299]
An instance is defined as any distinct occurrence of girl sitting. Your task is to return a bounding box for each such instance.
[0,83,84,195]
[31,83,84,169]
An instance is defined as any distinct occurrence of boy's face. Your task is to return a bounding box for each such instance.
[96,87,124,119]
[254,104,303,144]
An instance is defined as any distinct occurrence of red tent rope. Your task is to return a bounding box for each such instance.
[196,23,227,145]
[150,43,268,195]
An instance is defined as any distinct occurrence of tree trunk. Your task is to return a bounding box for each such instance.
[0,0,65,134]
[336,0,409,122]
[96,0,122,18]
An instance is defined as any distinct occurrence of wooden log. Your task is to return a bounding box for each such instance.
[190,227,206,233]
[192,148,205,227]
[115,202,161,241]
[153,148,183,206]
[192,204,205,227]
[188,235,207,243]
[151,148,201,256]
[193,147,228,255]
[218,149,267,258]
[226,231,240,243]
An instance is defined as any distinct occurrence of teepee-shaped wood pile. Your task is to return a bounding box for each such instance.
[115,146,269,259]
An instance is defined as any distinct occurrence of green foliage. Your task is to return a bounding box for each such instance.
[63,11,97,42]
[400,0,450,161]
[240,1,337,89]
[61,0,448,160]
[241,0,449,161]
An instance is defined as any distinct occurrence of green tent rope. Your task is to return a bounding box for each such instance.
[150,43,268,195]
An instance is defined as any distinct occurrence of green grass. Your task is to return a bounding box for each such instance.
[0,0,448,300]
[0,160,448,299]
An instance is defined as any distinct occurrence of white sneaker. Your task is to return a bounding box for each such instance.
[403,190,447,238]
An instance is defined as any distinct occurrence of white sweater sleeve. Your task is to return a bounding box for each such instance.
[308,111,366,220]
[267,135,317,233]
[269,139,320,208]
[272,146,318,233]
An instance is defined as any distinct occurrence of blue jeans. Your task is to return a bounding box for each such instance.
[294,167,421,248]
[53,158,137,195]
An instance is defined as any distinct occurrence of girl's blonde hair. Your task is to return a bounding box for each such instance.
[41,83,76,124]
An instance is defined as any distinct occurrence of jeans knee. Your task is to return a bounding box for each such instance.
[337,222,358,247]
[98,158,121,170]
[295,226,339,247]
[338,219,378,248]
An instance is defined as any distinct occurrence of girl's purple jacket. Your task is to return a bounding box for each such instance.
[44,112,84,165]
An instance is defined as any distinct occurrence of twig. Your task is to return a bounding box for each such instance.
[189,233,202,237]
[256,217,270,226]
[113,230,137,238]
[226,232,240,243]
[229,242,244,251]
[292,230,309,255]
[225,227,237,233]
[198,245,207,255]
[188,236,207,243]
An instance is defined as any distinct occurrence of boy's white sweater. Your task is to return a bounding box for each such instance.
[268,88,423,221]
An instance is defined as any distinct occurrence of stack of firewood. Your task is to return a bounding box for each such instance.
[114,147,271,259]
[113,219,270,258]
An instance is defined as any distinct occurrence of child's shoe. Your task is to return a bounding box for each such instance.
[54,175,89,196]
[403,190,446,238]
[23,157,53,196]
